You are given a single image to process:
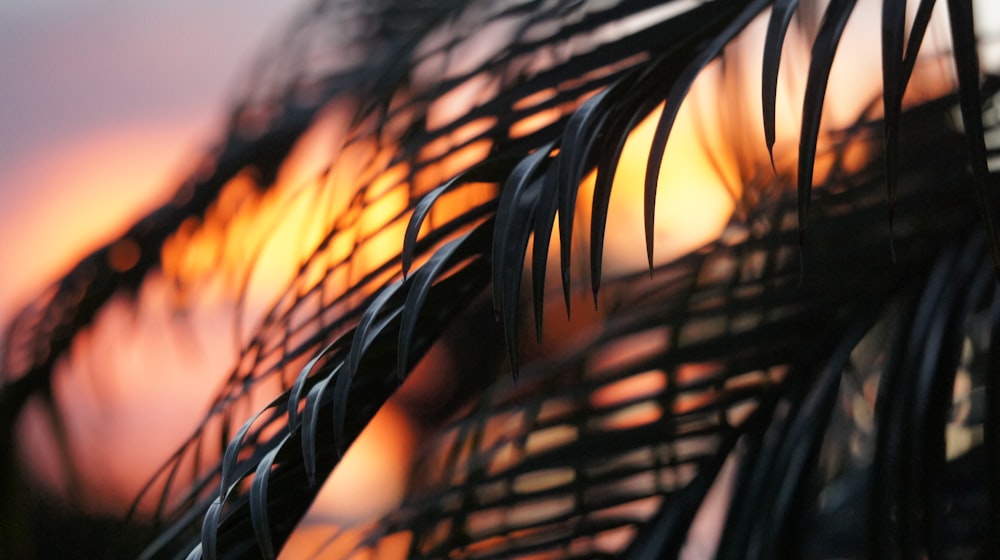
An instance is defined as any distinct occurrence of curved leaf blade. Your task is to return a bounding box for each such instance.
[249,438,288,560]
[881,0,906,254]
[762,0,800,172]
[645,0,769,269]
[797,0,858,239]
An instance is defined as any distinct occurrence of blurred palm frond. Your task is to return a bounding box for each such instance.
[2,1,1000,559]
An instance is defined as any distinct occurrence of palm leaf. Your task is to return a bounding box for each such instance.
[1,1,999,559]
[334,90,996,559]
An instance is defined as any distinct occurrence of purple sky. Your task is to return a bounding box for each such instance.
[0,1,307,167]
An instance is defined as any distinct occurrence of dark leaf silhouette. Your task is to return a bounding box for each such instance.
[2,1,999,559]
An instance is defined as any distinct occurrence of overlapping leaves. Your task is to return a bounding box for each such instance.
[2,1,999,559]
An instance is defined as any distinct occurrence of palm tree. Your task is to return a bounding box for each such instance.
[2,0,999,558]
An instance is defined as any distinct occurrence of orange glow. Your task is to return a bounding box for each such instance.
[591,371,667,409]
[673,390,719,416]
[592,401,663,431]
[279,527,413,560]
[158,104,496,329]
[107,238,142,272]
[512,88,558,111]
[11,32,785,523]
[29,282,246,512]
[14,86,498,518]
[513,468,575,494]
[7,3,984,556]
[574,69,741,280]
[279,403,416,560]
[676,362,723,385]
[418,118,496,162]
[526,424,579,456]
[509,106,563,138]
[0,119,199,325]
[309,402,416,525]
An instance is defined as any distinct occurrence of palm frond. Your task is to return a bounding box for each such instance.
[2,1,1000,559]
[333,89,996,559]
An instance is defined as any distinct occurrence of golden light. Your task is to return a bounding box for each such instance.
[8,18,829,521]
[278,402,417,559]
[5,2,986,557]
[0,120,199,325]
[12,78,502,519]
[577,83,740,279]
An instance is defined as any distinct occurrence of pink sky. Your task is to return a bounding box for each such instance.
[0,1,306,325]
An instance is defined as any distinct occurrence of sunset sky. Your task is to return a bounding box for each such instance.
[0,0,307,325]
[3,1,1000,326]
[4,2,1000,556]
[0,1,420,527]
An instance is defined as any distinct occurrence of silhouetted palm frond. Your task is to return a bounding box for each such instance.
[2,1,999,559]
[350,93,998,559]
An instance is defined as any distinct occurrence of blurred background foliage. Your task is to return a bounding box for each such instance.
[2,1,1000,558]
